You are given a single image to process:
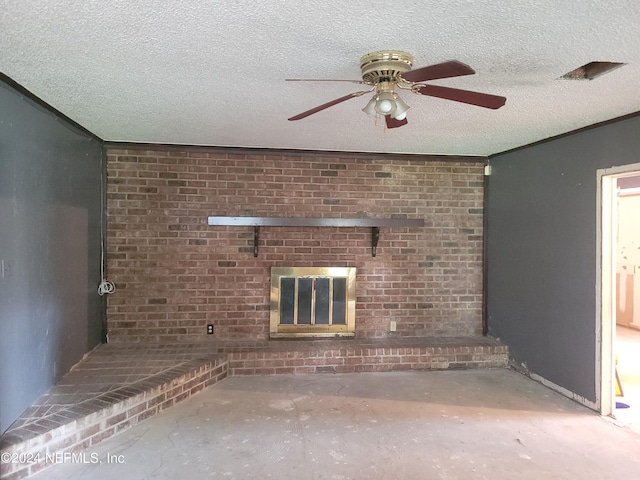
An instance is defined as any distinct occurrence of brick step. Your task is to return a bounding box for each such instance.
[214,336,509,375]
[0,346,228,480]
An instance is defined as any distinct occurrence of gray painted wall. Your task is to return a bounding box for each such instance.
[0,79,103,433]
[486,113,640,402]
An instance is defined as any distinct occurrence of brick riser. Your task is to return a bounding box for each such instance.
[0,360,228,480]
[229,345,509,375]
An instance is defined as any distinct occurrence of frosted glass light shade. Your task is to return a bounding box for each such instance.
[375,92,397,115]
[392,95,410,120]
[362,96,377,116]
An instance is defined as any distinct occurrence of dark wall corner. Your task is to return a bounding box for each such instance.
[0,76,104,433]
[485,113,640,403]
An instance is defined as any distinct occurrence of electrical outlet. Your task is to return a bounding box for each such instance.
[206,324,214,335]
[390,321,397,332]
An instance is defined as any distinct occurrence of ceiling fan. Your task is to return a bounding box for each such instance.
[287,51,506,129]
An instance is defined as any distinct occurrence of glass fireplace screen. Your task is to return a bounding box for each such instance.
[270,267,356,338]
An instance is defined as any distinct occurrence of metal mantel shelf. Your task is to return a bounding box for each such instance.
[207,216,425,257]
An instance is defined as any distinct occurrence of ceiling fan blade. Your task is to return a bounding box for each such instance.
[286,79,366,84]
[288,91,368,121]
[385,115,408,129]
[416,84,506,109]
[400,60,475,83]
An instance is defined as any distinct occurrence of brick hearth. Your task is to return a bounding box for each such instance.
[0,337,507,480]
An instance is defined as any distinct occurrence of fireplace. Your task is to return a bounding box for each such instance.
[270,267,356,338]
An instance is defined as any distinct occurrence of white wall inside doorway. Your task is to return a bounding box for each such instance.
[598,164,640,417]
[616,190,640,329]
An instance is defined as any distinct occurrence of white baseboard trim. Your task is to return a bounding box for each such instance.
[529,372,599,411]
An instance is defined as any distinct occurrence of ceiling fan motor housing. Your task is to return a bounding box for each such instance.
[359,50,413,84]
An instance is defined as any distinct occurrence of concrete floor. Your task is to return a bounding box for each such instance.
[32,369,640,480]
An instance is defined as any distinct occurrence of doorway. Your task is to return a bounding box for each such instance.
[598,165,640,427]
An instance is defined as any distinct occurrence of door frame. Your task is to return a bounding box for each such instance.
[597,163,640,416]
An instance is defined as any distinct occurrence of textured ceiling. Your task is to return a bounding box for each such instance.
[1,0,639,156]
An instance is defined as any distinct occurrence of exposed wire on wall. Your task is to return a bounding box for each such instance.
[98,150,115,296]
[98,278,115,295]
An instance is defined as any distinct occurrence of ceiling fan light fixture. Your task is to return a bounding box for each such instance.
[392,94,410,120]
[374,92,397,115]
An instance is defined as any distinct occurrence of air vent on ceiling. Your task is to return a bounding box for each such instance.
[560,61,625,80]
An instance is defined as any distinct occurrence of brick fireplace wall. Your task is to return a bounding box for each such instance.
[105,147,484,342]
